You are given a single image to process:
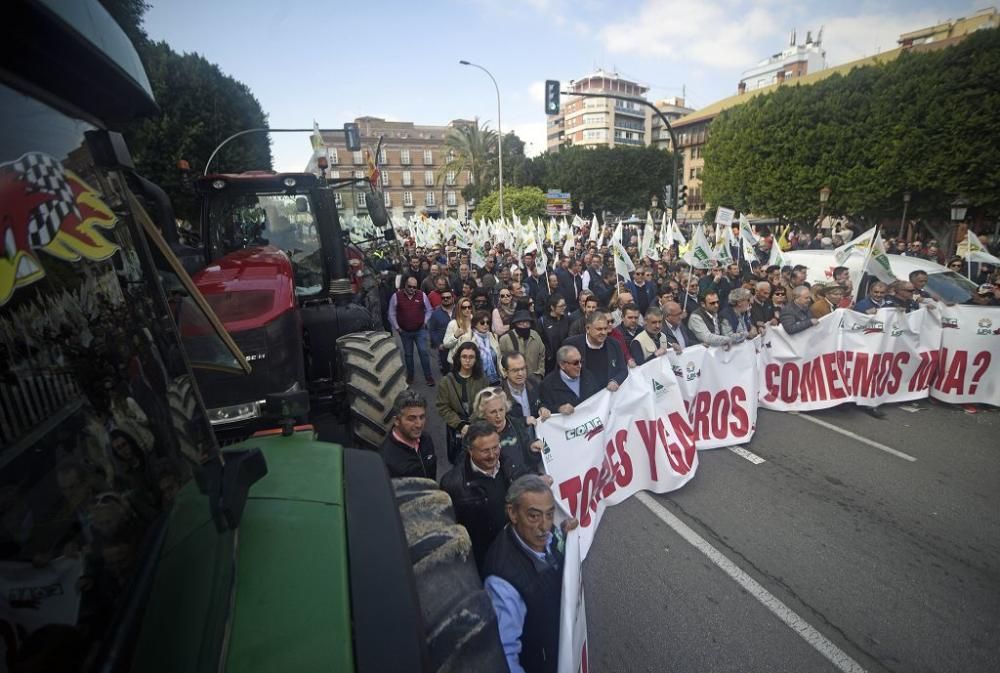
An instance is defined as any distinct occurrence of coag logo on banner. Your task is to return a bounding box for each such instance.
[839,315,885,334]
[565,417,604,442]
[942,317,959,329]
[976,317,1000,336]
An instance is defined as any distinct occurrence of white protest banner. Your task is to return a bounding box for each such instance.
[538,355,698,560]
[930,305,1000,407]
[759,308,942,411]
[668,341,759,449]
[557,529,588,673]
[0,556,83,634]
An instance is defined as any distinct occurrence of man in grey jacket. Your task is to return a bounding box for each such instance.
[780,286,819,334]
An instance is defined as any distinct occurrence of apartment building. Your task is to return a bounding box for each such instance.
[547,70,650,151]
[305,116,475,221]
[738,30,826,94]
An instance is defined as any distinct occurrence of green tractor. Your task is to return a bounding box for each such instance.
[0,2,504,671]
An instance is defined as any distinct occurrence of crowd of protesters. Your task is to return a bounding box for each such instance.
[372,217,999,673]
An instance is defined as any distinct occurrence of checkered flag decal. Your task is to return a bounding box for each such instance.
[11,152,82,248]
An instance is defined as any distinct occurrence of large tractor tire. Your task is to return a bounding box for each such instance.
[338,331,407,451]
[393,478,508,673]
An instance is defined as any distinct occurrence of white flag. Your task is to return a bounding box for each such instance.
[612,237,635,279]
[714,236,734,265]
[766,239,785,269]
[864,232,896,283]
[958,230,1000,265]
[834,226,876,265]
[739,213,758,245]
[639,211,656,260]
[683,225,715,269]
[588,214,600,242]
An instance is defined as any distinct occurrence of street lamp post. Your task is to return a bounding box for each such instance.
[459,60,504,221]
[818,185,832,233]
[900,191,912,240]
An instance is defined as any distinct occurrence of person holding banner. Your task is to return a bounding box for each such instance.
[810,285,846,319]
[630,306,679,364]
[885,280,920,312]
[780,286,819,334]
[473,388,542,475]
[662,301,698,349]
[484,475,578,673]
[854,282,888,314]
[539,345,602,414]
[565,310,629,392]
[688,292,738,347]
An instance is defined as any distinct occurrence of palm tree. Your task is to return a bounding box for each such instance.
[436,120,497,202]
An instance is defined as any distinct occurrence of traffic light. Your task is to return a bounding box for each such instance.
[677,184,688,208]
[344,122,361,151]
[545,80,560,115]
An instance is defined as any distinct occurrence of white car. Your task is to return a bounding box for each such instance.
[782,249,980,304]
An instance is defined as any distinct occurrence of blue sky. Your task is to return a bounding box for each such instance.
[146,0,981,171]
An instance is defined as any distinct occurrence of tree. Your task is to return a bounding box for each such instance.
[702,29,1000,251]
[437,121,497,204]
[473,186,547,220]
[521,145,679,217]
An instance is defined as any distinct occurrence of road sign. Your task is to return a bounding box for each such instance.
[546,189,571,215]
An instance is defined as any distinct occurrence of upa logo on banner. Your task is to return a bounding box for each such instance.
[541,438,554,465]
[652,378,668,397]
[976,317,1000,336]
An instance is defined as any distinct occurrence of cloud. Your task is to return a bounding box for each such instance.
[509,121,548,157]
[600,0,780,69]
[529,81,546,103]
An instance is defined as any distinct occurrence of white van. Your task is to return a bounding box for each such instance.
[782,249,980,304]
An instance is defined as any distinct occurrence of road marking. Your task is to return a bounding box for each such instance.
[789,412,917,462]
[635,492,870,673]
[728,445,766,464]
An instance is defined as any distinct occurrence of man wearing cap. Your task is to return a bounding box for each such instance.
[969,284,1000,306]
[499,310,547,379]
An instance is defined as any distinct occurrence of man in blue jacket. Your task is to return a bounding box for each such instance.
[428,288,456,375]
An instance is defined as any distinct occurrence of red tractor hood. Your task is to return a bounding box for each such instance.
[194,246,296,331]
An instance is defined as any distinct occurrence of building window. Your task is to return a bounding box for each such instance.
[423,150,433,164]
[328,149,339,164]
[402,170,412,186]
[446,171,456,186]
[330,170,340,180]
[384,192,392,207]
[401,149,411,164]
[354,170,364,179]
[334,193,343,208]
[446,191,457,206]
[379,149,387,164]
[425,191,435,206]
[403,191,414,206]
[353,151,363,164]
[357,192,367,207]
[381,171,390,187]
[424,171,434,186]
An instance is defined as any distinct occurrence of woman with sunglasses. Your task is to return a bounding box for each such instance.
[436,342,488,464]
[492,283,516,336]
[473,387,542,475]
[443,298,475,363]
[468,310,504,386]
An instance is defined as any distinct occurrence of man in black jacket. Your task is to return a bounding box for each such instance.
[440,421,528,574]
[378,390,437,479]
[539,345,602,414]
[501,352,550,423]
[564,310,629,392]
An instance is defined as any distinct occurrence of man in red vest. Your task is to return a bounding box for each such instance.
[388,274,435,385]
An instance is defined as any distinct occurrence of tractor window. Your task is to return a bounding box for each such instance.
[0,83,222,671]
[205,192,324,297]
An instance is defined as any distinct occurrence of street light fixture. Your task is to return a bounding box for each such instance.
[950,197,968,222]
[460,60,504,221]
[818,185,832,233]
[900,191,911,239]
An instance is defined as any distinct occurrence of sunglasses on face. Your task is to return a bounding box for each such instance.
[477,320,489,326]
[500,293,511,298]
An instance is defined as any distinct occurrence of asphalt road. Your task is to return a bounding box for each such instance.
[329,356,1000,673]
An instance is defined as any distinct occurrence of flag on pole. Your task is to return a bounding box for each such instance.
[864,232,897,283]
[562,234,575,257]
[588,214,600,242]
[777,224,793,251]
[683,225,715,269]
[767,238,786,269]
[714,236,734,265]
[833,226,876,265]
[311,120,324,151]
[639,211,656,260]
[957,230,1000,265]
[739,213,758,246]
[612,236,635,279]
[671,219,687,247]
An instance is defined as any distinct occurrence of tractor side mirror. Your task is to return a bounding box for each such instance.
[365,191,389,228]
[295,196,308,213]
